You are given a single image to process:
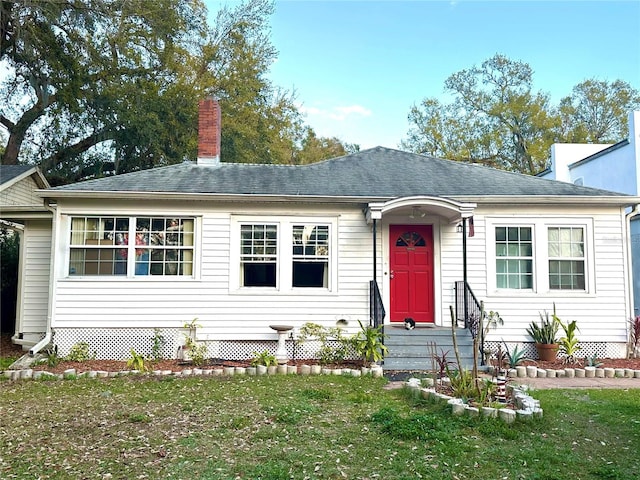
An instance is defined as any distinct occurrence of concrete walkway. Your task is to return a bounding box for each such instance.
[510,376,640,389]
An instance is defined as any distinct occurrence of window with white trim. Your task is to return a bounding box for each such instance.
[232,216,336,292]
[292,224,329,287]
[548,226,585,290]
[68,216,195,276]
[240,224,278,287]
[487,217,592,295]
[495,226,533,289]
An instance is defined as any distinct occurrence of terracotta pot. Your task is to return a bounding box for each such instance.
[535,343,559,362]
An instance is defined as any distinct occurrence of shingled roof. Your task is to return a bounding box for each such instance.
[49,147,629,199]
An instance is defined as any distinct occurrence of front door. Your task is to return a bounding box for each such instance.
[389,224,434,323]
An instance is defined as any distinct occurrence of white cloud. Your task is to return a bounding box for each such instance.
[300,103,372,122]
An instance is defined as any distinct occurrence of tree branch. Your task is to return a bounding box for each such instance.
[41,129,117,172]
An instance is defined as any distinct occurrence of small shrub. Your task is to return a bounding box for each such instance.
[151,328,165,361]
[250,350,277,367]
[432,349,452,379]
[446,368,477,401]
[126,348,148,372]
[297,322,352,365]
[44,345,61,367]
[559,319,580,364]
[501,340,529,368]
[585,354,603,368]
[66,342,96,362]
[185,340,208,366]
[353,319,388,364]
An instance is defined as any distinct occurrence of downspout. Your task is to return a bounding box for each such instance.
[29,202,57,356]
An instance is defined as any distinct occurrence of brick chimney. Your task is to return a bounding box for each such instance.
[197,97,221,165]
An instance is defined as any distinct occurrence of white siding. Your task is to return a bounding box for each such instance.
[50,198,632,346]
[18,219,51,335]
[472,205,630,344]
[52,201,374,339]
[1,176,43,207]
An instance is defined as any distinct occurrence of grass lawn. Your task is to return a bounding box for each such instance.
[1,375,638,479]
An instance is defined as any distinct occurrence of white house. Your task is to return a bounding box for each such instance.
[539,111,640,315]
[2,100,638,364]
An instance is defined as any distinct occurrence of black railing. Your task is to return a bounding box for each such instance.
[454,280,481,339]
[369,280,386,328]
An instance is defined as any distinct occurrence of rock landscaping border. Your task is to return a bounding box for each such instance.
[506,366,640,379]
[405,377,543,424]
[1,364,385,381]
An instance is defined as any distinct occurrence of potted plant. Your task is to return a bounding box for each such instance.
[526,305,560,362]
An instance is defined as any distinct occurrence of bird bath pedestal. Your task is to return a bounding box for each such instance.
[270,325,294,364]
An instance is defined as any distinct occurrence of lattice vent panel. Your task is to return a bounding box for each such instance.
[484,341,626,361]
[52,329,360,361]
[54,328,184,360]
[216,340,358,361]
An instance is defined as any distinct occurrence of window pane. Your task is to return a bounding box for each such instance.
[495,226,532,289]
[548,227,585,290]
[240,224,278,287]
[293,262,328,288]
[243,263,276,287]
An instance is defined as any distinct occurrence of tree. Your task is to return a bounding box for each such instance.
[557,79,640,143]
[402,54,557,174]
[1,0,210,180]
[1,0,351,183]
[402,55,640,175]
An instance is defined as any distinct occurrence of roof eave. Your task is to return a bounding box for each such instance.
[39,190,640,207]
[452,195,640,207]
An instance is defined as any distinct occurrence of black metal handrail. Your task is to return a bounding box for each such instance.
[369,279,386,328]
[454,280,481,338]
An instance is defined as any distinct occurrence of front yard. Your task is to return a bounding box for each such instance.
[1,375,639,479]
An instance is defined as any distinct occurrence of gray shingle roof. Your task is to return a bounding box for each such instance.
[49,147,628,198]
[0,165,35,187]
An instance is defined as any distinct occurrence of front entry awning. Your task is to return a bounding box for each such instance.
[365,196,476,224]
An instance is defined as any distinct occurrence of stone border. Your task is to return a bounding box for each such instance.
[1,364,385,381]
[506,366,640,379]
[406,378,542,424]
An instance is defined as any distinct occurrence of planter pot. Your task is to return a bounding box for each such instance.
[535,343,559,362]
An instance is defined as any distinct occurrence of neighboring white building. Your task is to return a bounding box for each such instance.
[539,111,640,315]
[2,101,638,363]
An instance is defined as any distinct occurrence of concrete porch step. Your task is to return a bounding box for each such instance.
[382,324,476,371]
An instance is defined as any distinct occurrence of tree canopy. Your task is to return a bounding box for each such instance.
[402,54,640,175]
[0,0,352,184]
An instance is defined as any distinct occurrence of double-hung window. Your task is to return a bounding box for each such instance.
[548,227,585,290]
[68,216,195,277]
[489,218,591,294]
[240,224,278,287]
[233,217,336,292]
[495,226,533,289]
[292,225,329,288]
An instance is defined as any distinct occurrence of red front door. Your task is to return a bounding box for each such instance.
[390,224,434,323]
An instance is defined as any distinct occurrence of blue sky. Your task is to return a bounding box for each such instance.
[207,0,640,149]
